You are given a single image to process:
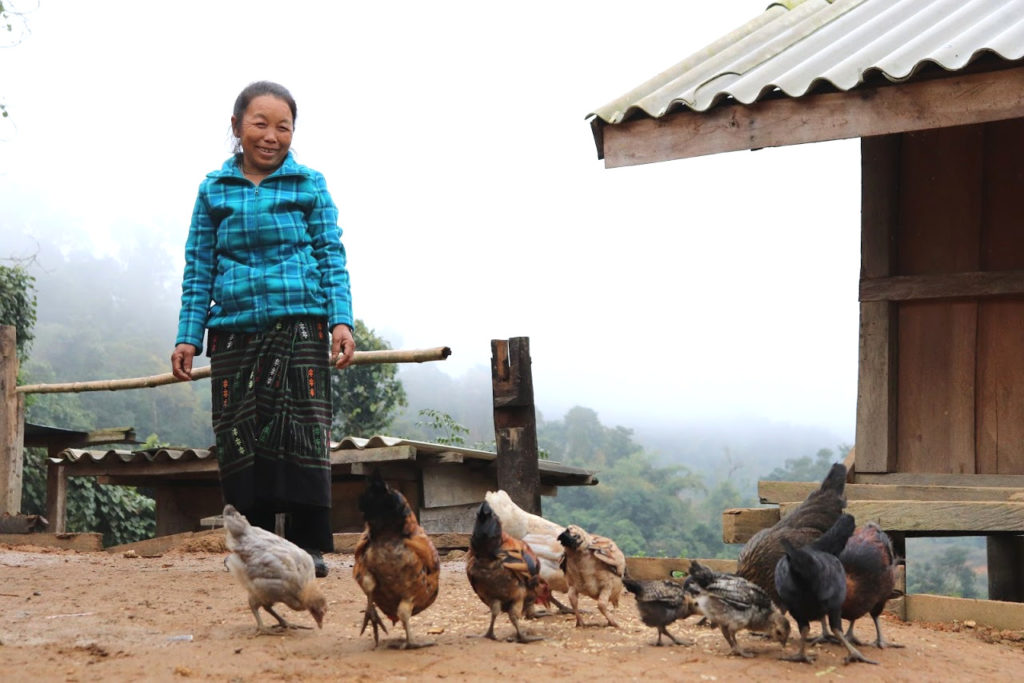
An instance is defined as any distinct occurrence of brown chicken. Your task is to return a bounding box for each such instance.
[222,504,326,634]
[557,524,626,627]
[837,522,904,649]
[353,469,440,649]
[737,463,848,608]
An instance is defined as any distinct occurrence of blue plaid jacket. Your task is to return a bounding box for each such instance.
[175,153,352,353]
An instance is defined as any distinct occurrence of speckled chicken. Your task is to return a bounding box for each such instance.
[774,513,876,665]
[687,560,790,657]
[622,577,696,646]
[223,504,326,634]
[466,500,546,643]
[738,463,848,608]
[353,469,440,649]
[557,524,626,627]
[838,522,904,649]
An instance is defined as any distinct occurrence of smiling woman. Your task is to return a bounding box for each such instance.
[170,80,357,579]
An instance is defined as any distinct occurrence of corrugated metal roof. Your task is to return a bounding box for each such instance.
[591,0,1024,124]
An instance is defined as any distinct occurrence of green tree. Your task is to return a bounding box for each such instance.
[0,261,37,360]
[765,445,850,481]
[329,320,407,438]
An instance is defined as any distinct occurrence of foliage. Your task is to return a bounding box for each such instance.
[906,544,982,599]
[0,261,37,360]
[329,319,407,438]
[415,408,469,446]
[764,445,850,481]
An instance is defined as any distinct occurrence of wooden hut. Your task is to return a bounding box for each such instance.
[589,0,1024,615]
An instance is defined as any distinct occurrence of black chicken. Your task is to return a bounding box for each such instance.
[738,463,848,608]
[774,513,876,665]
[838,522,904,649]
[622,577,696,646]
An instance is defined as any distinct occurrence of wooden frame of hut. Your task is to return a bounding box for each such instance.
[589,0,1024,619]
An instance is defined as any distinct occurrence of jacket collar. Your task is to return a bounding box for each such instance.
[207,151,304,181]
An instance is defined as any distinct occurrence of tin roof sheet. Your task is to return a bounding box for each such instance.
[591,0,1024,124]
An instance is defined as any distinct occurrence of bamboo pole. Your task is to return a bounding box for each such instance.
[16,346,451,395]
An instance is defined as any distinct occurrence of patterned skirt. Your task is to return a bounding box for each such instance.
[207,317,333,513]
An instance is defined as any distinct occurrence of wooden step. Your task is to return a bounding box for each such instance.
[759,480,1024,505]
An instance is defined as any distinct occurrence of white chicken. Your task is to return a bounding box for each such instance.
[484,490,572,614]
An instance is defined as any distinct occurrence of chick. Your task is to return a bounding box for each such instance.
[687,560,790,657]
[223,504,326,634]
[622,577,696,646]
[466,500,546,643]
[774,513,877,665]
[556,524,626,627]
[353,469,440,649]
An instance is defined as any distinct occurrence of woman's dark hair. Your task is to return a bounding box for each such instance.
[231,81,297,152]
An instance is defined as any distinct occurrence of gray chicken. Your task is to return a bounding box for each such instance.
[687,560,790,658]
[774,513,876,665]
[622,577,696,646]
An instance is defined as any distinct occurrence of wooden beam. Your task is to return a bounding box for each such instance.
[332,531,470,553]
[905,593,1024,631]
[861,270,1024,302]
[758,481,1024,504]
[59,460,219,478]
[601,66,1024,167]
[780,500,1024,533]
[625,557,737,580]
[0,532,102,551]
[855,472,1024,487]
[0,326,25,515]
[492,337,540,515]
[105,528,226,557]
[722,507,780,544]
[329,445,416,466]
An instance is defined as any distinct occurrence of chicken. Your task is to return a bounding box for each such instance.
[774,513,876,665]
[686,560,790,657]
[622,577,696,646]
[838,522,904,649]
[465,500,545,643]
[353,469,440,649]
[222,504,326,634]
[556,524,626,627]
[738,462,848,608]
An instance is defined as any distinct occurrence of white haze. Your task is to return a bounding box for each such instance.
[1,1,860,441]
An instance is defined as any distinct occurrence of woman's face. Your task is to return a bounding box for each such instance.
[232,94,294,174]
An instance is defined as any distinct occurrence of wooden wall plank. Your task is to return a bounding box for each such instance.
[758,480,1024,504]
[0,532,102,551]
[856,472,1024,487]
[625,557,737,580]
[779,500,1024,532]
[905,593,1024,631]
[721,507,780,544]
[976,300,1024,475]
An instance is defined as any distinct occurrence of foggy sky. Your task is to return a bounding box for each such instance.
[2,1,861,440]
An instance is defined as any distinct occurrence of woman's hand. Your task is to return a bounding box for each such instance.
[330,324,356,369]
[171,343,198,381]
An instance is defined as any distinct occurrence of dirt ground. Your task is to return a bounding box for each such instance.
[1,543,1022,683]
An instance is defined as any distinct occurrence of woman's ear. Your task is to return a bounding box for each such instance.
[230,115,240,137]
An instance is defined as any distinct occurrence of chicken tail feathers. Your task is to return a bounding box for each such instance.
[811,513,856,556]
[820,463,848,495]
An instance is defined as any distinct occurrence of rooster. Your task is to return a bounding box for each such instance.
[484,490,573,615]
[222,504,326,634]
[738,463,848,608]
[686,560,789,658]
[622,577,696,646]
[353,469,440,649]
[557,524,626,627]
[466,500,546,643]
[838,522,904,649]
[774,513,876,665]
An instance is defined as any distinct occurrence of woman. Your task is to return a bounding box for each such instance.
[171,81,354,577]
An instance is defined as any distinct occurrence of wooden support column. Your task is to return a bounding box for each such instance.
[987,535,1024,603]
[46,444,68,533]
[491,337,540,514]
[0,325,25,515]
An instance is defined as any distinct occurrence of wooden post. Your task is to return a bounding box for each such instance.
[0,325,25,515]
[491,337,540,514]
[46,444,68,533]
[987,535,1024,603]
